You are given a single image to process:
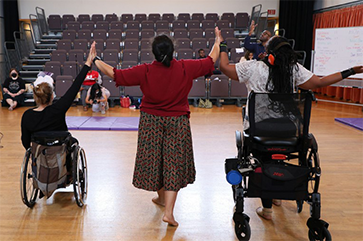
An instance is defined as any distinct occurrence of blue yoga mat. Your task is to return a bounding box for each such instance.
[66,116,139,131]
[334,118,363,131]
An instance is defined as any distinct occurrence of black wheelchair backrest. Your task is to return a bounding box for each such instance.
[248,91,314,139]
[31,131,71,146]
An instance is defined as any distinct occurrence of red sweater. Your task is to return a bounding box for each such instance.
[113,57,214,117]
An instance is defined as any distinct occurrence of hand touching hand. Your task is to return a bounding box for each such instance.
[85,41,97,66]
[214,27,223,44]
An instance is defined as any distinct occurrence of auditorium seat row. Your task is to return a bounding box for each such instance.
[48,13,250,31]
[62,28,235,41]
[61,20,234,31]
[61,28,235,41]
[52,73,248,107]
[56,37,240,52]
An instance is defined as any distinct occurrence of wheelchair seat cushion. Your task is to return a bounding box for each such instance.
[31,131,71,146]
[253,136,298,146]
[254,118,297,137]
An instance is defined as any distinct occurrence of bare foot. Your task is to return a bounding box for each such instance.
[152,197,165,207]
[162,215,179,226]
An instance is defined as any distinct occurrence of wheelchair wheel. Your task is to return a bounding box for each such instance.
[73,146,88,207]
[308,226,331,241]
[20,149,39,208]
[234,214,251,240]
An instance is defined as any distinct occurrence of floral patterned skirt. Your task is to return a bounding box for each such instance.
[132,111,196,191]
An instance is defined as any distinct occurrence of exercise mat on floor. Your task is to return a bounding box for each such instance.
[66,116,139,131]
[334,118,363,131]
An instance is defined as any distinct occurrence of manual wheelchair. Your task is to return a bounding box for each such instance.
[225,91,331,240]
[20,131,88,208]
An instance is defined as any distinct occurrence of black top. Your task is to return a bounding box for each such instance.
[3,77,26,93]
[21,65,90,149]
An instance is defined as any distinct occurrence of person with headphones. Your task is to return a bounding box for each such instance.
[218,33,363,220]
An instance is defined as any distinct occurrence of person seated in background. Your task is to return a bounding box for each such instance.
[80,68,102,111]
[198,48,221,75]
[85,83,110,114]
[2,69,25,111]
[197,48,206,59]
[239,50,254,63]
[243,20,272,60]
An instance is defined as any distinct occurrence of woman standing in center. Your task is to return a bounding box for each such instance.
[92,27,222,226]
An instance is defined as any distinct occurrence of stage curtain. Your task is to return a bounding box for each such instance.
[313,4,363,48]
[279,0,315,69]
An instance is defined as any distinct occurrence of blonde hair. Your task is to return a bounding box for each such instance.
[33,82,53,105]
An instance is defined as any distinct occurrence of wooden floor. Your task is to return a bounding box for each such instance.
[0,98,362,241]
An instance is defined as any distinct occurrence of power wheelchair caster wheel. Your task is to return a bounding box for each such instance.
[233,212,251,240]
[297,200,303,213]
[307,218,332,241]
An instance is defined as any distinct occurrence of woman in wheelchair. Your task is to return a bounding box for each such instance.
[20,44,95,203]
[218,32,363,220]
[21,43,95,149]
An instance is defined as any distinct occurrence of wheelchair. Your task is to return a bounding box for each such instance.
[20,131,88,208]
[225,91,331,241]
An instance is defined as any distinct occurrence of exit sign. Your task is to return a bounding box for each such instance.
[268,9,276,15]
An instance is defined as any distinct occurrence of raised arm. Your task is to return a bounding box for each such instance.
[243,20,257,52]
[53,44,95,111]
[218,31,239,81]
[299,66,363,90]
[91,42,115,78]
[208,27,222,63]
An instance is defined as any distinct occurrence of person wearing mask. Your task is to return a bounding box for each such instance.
[218,33,363,220]
[2,69,26,111]
[243,20,272,60]
[91,27,222,226]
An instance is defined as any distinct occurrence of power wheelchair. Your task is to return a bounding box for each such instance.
[225,91,331,240]
[20,131,88,208]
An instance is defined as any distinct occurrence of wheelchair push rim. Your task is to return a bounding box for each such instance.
[20,149,39,208]
[73,147,88,207]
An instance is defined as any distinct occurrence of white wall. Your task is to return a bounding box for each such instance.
[314,0,359,10]
[18,0,279,19]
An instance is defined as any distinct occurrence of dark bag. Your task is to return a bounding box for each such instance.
[247,162,310,200]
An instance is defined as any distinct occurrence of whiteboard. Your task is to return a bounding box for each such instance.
[313,27,363,78]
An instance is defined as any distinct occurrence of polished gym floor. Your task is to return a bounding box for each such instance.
[0,97,362,240]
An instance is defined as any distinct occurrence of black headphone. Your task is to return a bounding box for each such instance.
[267,42,291,66]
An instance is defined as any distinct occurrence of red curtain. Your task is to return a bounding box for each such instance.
[312,4,363,48]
